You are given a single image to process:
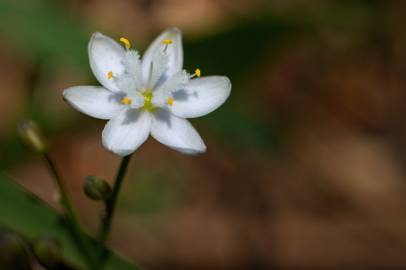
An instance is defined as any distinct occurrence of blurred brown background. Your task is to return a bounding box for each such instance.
[1,0,406,269]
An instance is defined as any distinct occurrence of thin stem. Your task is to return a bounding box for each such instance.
[97,154,132,264]
[43,153,97,270]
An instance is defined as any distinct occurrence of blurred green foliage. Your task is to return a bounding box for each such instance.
[0,172,141,269]
[0,0,88,68]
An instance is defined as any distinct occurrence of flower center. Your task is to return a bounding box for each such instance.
[142,90,156,112]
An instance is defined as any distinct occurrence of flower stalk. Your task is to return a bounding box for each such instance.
[97,154,133,265]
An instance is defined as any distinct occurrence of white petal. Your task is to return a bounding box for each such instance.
[150,109,206,154]
[142,28,183,83]
[169,76,231,118]
[88,32,126,92]
[102,109,151,156]
[153,70,190,106]
[155,70,189,94]
[63,86,125,119]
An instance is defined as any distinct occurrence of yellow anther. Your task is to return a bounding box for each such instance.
[195,69,201,77]
[190,68,201,79]
[167,97,174,106]
[120,97,132,105]
[107,71,113,79]
[119,37,131,49]
[162,39,173,45]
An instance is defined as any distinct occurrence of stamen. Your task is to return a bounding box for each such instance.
[107,71,113,79]
[120,97,132,105]
[162,39,172,53]
[147,62,154,89]
[166,97,174,106]
[195,68,201,77]
[190,68,201,79]
[119,37,131,49]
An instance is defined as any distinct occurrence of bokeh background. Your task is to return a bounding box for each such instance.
[1,0,406,269]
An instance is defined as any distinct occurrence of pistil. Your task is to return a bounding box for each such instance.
[142,90,156,112]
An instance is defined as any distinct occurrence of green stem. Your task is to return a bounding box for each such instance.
[43,153,97,270]
[97,154,132,265]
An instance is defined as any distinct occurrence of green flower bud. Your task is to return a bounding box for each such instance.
[17,119,47,153]
[84,176,112,201]
[32,235,61,269]
[0,229,31,269]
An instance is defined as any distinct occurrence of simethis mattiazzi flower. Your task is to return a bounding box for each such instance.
[63,28,231,156]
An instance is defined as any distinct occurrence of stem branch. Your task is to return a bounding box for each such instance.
[43,153,97,270]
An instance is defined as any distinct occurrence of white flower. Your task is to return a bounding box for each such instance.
[63,28,231,156]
